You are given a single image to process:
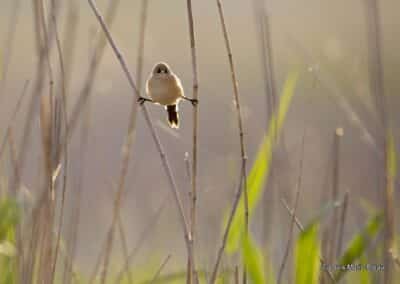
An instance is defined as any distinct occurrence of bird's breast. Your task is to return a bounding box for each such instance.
[147,76,183,105]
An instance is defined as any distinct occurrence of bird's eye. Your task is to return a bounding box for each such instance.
[156,68,162,74]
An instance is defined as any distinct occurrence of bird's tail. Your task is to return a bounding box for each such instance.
[166,105,179,128]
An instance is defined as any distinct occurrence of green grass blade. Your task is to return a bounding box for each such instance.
[359,254,372,284]
[0,198,20,284]
[334,213,383,281]
[242,233,266,284]
[295,222,320,284]
[225,70,300,253]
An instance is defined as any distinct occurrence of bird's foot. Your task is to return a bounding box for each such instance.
[137,96,152,105]
[191,98,198,106]
[182,96,198,106]
[187,98,198,106]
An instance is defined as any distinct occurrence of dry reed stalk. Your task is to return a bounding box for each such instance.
[364,1,393,283]
[0,0,21,101]
[65,87,90,284]
[288,36,400,195]
[37,0,63,281]
[210,168,244,283]
[115,197,168,283]
[326,128,343,264]
[87,1,191,283]
[278,131,306,283]
[60,1,123,282]
[112,1,150,282]
[9,0,59,201]
[185,0,200,282]
[281,198,337,283]
[66,0,122,142]
[116,217,133,283]
[0,80,30,161]
[60,0,79,89]
[210,0,248,282]
[252,0,278,252]
[151,254,172,283]
[336,191,349,258]
[86,0,147,282]
[252,0,277,118]
[47,0,71,279]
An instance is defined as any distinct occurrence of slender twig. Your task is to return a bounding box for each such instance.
[9,0,58,198]
[91,0,141,282]
[287,36,398,193]
[61,0,79,89]
[210,169,244,283]
[151,254,172,283]
[115,197,168,283]
[48,0,70,280]
[252,0,277,126]
[336,191,349,258]
[278,130,306,283]
[114,1,150,281]
[37,0,61,281]
[87,2,191,283]
[211,1,248,282]
[252,0,278,252]
[67,83,91,284]
[185,0,199,282]
[326,128,343,266]
[364,1,393,283]
[61,5,80,283]
[89,237,107,284]
[65,0,122,145]
[281,198,336,283]
[0,80,30,160]
[0,0,21,101]
[135,0,148,92]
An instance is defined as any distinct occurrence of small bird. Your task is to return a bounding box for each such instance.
[138,62,197,128]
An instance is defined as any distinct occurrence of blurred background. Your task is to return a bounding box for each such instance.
[0,0,399,281]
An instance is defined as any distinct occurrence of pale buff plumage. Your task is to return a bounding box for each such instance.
[141,62,197,128]
[146,62,183,106]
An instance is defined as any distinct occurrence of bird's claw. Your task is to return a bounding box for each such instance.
[137,96,148,105]
[190,98,199,106]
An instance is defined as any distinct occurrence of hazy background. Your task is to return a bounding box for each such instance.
[0,0,399,276]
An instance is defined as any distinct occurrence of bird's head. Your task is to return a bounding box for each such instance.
[152,62,171,76]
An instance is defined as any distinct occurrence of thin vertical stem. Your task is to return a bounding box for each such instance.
[48,0,69,280]
[211,1,248,282]
[115,197,168,283]
[0,80,30,160]
[0,0,21,101]
[278,131,306,283]
[185,0,199,282]
[336,191,349,258]
[151,254,172,283]
[252,0,278,252]
[210,169,244,283]
[86,2,191,283]
[327,128,343,264]
[364,1,393,283]
[281,198,337,283]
